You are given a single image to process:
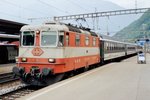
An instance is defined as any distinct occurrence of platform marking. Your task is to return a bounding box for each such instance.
[27,65,110,100]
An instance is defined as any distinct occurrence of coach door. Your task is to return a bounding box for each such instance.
[100,40,104,62]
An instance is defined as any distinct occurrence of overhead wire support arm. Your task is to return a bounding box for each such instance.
[54,7,150,21]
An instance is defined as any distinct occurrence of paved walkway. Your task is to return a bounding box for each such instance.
[0,64,15,74]
[21,54,150,100]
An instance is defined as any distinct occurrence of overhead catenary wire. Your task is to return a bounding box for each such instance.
[36,0,70,14]
[0,9,26,20]
[100,30,150,35]
[28,0,73,22]
[0,0,28,20]
[0,0,63,22]
[66,0,90,12]
[1,0,50,16]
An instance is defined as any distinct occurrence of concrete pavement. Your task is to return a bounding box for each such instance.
[21,54,150,100]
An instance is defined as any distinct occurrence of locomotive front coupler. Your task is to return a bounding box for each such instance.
[30,66,44,80]
[30,66,40,76]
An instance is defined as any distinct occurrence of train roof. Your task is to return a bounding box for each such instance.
[99,34,113,40]
[101,38,138,46]
[21,21,98,37]
[99,34,137,46]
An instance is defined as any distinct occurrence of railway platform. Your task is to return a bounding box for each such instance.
[21,54,150,100]
[0,64,15,74]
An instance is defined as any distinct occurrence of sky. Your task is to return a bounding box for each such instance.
[0,0,149,23]
[106,0,150,8]
[0,0,149,35]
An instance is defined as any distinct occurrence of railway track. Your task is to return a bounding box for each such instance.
[0,84,38,100]
[0,72,26,99]
[0,72,19,84]
[0,73,41,100]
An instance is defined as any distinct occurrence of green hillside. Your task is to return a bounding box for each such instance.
[114,9,150,42]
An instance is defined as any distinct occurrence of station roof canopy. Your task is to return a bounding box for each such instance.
[0,19,25,34]
[0,19,26,41]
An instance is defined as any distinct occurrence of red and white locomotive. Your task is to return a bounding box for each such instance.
[13,22,100,86]
[13,22,142,86]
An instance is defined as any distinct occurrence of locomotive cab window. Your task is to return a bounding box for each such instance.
[22,31,35,46]
[41,31,58,46]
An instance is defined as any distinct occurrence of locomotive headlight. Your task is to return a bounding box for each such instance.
[22,58,27,62]
[48,58,55,63]
[36,30,40,34]
[15,58,19,62]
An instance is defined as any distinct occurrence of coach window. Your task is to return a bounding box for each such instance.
[85,36,89,46]
[22,31,35,46]
[110,43,112,51]
[76,34,80,46]
[106,42,109,50]
[93,37,96,46]
[107,42,110,51]
[112,43,114,51]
